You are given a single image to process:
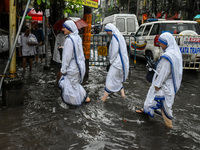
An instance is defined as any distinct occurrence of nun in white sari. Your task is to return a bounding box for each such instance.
[137,32,182,128]
[58,20,90,106]
[101,23,129,101]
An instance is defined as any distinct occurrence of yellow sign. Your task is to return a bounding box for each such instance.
[98,46,107,56]
[82,0,98,8]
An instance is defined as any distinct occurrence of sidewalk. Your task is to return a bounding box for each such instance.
[0,44,55,107]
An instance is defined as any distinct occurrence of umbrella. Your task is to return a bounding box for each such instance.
[194,14,200,20]
[74,19,88,29]
[19,8,32,17]
[27,8,43,21]
[53,17,88,31]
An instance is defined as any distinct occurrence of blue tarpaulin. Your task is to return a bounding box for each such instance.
[194,14,200,19]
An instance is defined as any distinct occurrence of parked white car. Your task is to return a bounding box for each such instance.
[130,20,200,62]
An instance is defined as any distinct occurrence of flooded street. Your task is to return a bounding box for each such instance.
[0,57,200,150]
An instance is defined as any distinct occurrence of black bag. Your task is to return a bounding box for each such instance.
[106,63,111,72]
[58,48,63,61]
[144,55,156,83]
[146,69,155,83]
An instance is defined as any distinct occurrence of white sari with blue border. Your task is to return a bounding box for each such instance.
[104,23,129,93]
[58,20,87,106]
[143,32,182,119]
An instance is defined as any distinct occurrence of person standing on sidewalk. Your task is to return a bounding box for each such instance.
[19,26,38,72]
[101,23,129,101]
[58,20,90,106]
[136,32,183,128]
[31,22,44,63]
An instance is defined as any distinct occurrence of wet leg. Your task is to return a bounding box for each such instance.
[161,109,173,128]
[40,55,43,63]
[57,71,62,83]
[29,58,33,72]
[22,57,26,72]
[101,91,109,101]
[120,88,126,98]
[35,54,39,62]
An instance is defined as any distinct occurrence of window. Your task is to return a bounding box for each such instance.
[160,23,199,34]
[150,24,159,35]
[135,26,145,37]
[127,18,136,32]
[143,25,152,36]
[116,18,125,32]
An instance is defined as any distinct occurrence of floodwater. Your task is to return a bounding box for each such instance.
[0,56,200,150]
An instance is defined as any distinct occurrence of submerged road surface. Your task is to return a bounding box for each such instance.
[0,57,200,150]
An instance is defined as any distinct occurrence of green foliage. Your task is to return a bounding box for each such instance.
[19,0,82,15]
[63,0,83,14]
[118,0,128,6]
[107,7,114,16]
[32,0,82,14]
[92,11,101,24]
[95,13,101,23]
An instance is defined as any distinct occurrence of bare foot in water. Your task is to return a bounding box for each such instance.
[135,108,144,114]
[101,91,109,102]
[85,97,91,102]
[101,98,107,102]
[121,94,126,98]
[120,88,126,98]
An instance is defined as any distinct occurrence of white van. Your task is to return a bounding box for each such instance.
[99,14,139,53]
[100,14,139,35]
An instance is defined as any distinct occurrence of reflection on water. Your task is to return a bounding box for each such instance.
[0,59,200,149]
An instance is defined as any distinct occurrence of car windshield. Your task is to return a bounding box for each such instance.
[135,26,145,36]
[160,23,199,34]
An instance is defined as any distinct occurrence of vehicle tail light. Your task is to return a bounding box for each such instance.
[154,35,160,47]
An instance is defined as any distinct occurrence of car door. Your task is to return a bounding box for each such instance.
[133,25,146,56]
[136,24,152,57]
[142,24,153,51]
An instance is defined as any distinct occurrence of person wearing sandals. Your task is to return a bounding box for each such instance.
[58,20,90,106]
[101,23,129,101]
[136,32,183,128]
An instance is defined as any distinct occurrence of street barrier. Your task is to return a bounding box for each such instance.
[173,34,200,70]
[88,34,136,67]
[89,34,110,66]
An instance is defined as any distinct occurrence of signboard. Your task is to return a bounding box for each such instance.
[45,9,50,17]
[98,46,107,56]
[142,14,147,21]
[178,36,200,54]
[173,34,200,69]
[82,0,98,8]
